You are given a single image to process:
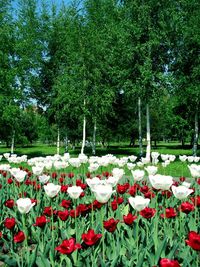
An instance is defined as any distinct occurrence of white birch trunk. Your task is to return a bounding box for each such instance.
[57,127,60,155]
[11,130,15,154]
[81,100,86,154]
[92,119,97,155]
[193,108,199,156]
[146,103,151,161]
[138,97,143,157]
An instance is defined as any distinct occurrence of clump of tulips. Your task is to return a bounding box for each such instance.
[0,152,199,266]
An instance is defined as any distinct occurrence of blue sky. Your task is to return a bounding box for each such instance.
[12,0,74,10]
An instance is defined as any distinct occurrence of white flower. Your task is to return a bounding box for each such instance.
[187,156,194,163]
[129,155,137,162]
[0,164,10,171]
[88,163,99,172]
[16,198,35,214]
[137,162,144,167]
[106,176,119,187]
[128,196,150,211]
[127,163,136,170]
[44,183,61,198]
[32,166,44,175]
[93,184,115,203]
[141,157,150,165]
[149,174,173,190]
[63,153,70,161]
[67,186,83,199]
[169,155,176,162]
[161,154,169,161]
[182,181,191,188]
[112,168,124,180]
[3,153,10,159]
[78,154,88,164]
[162,160,170,168]
[151,152,159,159]
[86,177,105,191]
[145,166,158,175]
[69,158,81,168]
[131,170,145,182]
[12,169,27,182]
[172,185,193,200]
[0,155,2,161]
[38,174,50,184]
[188,164,200,178]
[194,157,200,163]
[179,155,187,162]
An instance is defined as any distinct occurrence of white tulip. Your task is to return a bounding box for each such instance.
[32,166,44,175]
[86,177,105,191]
[161,154,169,161]
[187,156,194,163]
[179,155,187,162]
[12,170,27,182]
[129,155,137,162]
[145,166,158,175]
[0,164,10,171]
[38,174,50,184]
[69,158,81,168]
[131,169,145,182]
[169,155,176,162]
[93,184,115,203]
[44,183,61,198]
[67,186,83,199]
[16,198,35,214]
[182,181,191,188]
[149,174,173,190]
[78,154,88,164]
[106,176,119,187]
[112,168,124,180]
[151,152,159,159]
[172,185,193,200]
[188,164,200,178]
[88,163,99,172]
[129,196,150,211]
[127,163,136,170]
[162,160,170,168]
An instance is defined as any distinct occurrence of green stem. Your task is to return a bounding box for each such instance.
[101,206,105,263]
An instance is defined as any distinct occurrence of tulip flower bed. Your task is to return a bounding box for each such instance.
[0,153,199,267]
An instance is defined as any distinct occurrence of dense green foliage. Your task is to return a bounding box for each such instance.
[0,0,199,154]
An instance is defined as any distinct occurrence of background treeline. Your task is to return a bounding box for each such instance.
[0,0,199,156]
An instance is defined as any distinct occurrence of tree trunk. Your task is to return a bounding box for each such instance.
[92,119,97,155]
[57,127,60,155]
[146,103,151,161]
[65,135,68,152]
[81,100,86,155]
[192,108,199,156]
[11,130,15,154]
[138,97,143,157]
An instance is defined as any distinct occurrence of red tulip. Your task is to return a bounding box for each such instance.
[159,258,180,267]
[43,206,54,216]
[191,196,200,207]
[160,208,177,218]
[33,216,49,227]
[103,218,119,232]
[140,207,156,219]
[4,199,15,209]
[4,218,16,230]
[55,238,81,254]
[68,172,74,178]
[14,231,25,243]
[111,199,118,211]
[180,202,194,214]
[60,199,71,209]
[123,213,137,225]
[186,231,200,251]
[82,229,102,246]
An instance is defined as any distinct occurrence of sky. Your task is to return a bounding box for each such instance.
[12,0,74,11]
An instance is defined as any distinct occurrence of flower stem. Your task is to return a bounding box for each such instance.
[101,206,105,263]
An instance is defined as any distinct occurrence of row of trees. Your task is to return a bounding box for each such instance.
[0,0,199,156]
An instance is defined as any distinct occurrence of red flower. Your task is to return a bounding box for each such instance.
[61,185,68,193]
[129,185,137,196]
[117,184,128,194]
[140,185,149,194]
[140,207,156,219]
[144,191,155,199]
[33,216,49,227]
[103,171,110,177]
[4,199,15,209]
[191,196,200,207]
[57,210,69,221]
[82,229,102,246]
[116,197,124,204]
[160,208,177,218]
[68,172,74,178]
[43,206,54,216]
[185,231,200,250]
[7,178,13,184]
[123,213,137,225]
[103,218,119,232]
[179,176,186,182]
[55,238,81,254]
[77,204,90,215]
[197,178,200,185]
[14,231,25,243]
[59,177,65,184]
[69,209,80,218]
[60,199,71,209]
[4,218,16,230]
[92,200,102,210]
[161,191,172,198]
[61,173,66,178]
[52,172,57,179]
[25,179,32,185]
[159,258,180,267]
[180,202,194,214]
[111,199,118,211]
